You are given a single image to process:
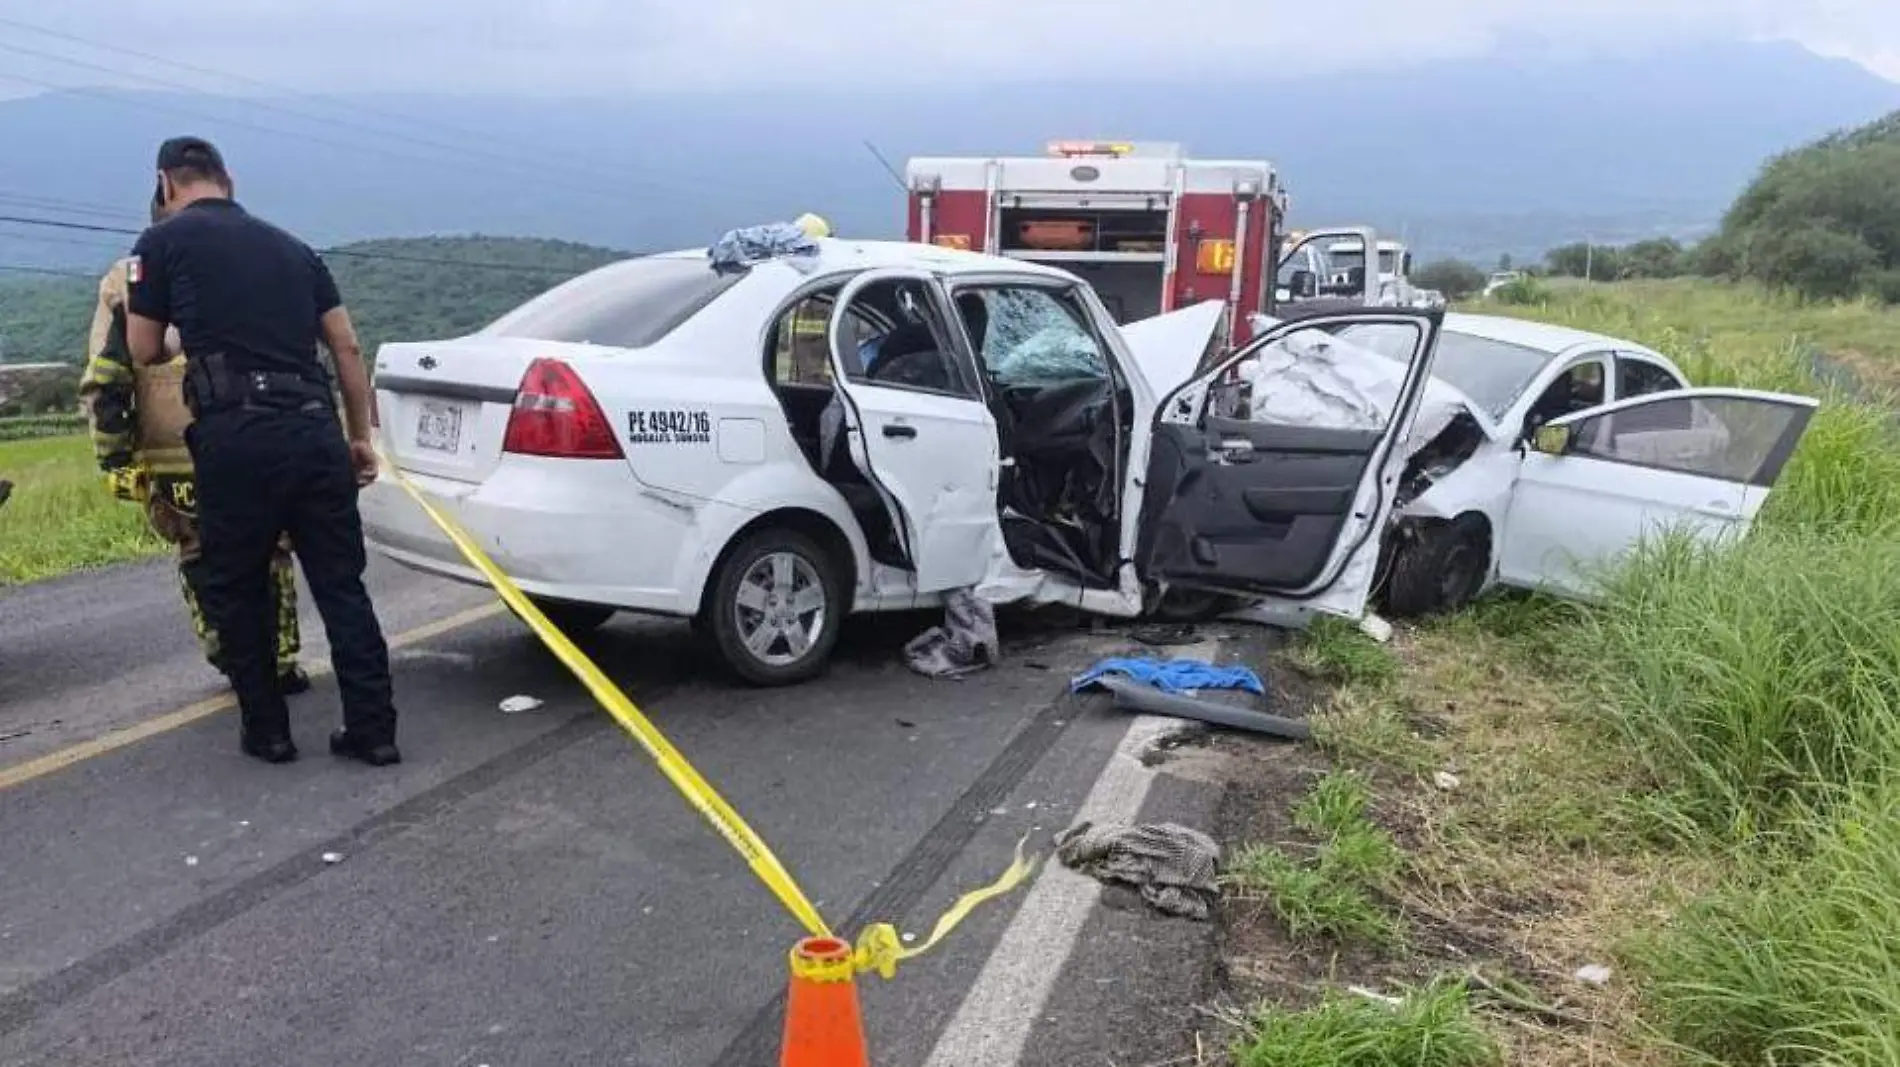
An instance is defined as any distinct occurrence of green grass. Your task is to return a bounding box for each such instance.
[1292,616,1401,690]
[0,434,165,583]
[1228,772,1404,947]
[1462,280,1900,1063]
[1235,980,1501,1067]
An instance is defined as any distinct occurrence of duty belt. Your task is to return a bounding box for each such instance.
[183,351,334,417]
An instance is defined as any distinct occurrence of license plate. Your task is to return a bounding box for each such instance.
[415,401,464,454]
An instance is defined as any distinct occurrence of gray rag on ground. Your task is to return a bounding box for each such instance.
[903,589,998,678]
[1055,821,1221,921]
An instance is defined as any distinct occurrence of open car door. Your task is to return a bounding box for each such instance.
[827,267,1000,593]
[1135,308,1443,619]
[1497,387,1817,599]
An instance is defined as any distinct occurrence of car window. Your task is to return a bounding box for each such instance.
[960,286,1110,385]
[484,255,740,348]
[769,293,879,387]
[1337,324,1552,421]
[1565,395,1810,487]
[837,278,975,397]
[1617,355,1683,400]
[1525,358,1607,430]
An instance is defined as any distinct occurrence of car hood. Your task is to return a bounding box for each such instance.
[1117,300,1227,403]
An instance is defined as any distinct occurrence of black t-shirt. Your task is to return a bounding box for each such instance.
[126,199,341,381]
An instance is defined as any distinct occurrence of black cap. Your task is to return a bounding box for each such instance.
[155,136,226,173]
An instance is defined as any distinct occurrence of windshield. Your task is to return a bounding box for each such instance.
[1337,325,1553,420]
[484,256,740,348]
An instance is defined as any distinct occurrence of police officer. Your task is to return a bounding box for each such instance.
[124,136,400,767]
[80,191,311,695]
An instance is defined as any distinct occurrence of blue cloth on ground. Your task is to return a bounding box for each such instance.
[1071,657,1266,696]
[708,222,821,274]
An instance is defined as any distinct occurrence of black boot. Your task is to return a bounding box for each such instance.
[241,732,299,764]
[330,729,401,767]
[276,664,313,696]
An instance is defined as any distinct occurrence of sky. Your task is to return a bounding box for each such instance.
[0,0,1896,98]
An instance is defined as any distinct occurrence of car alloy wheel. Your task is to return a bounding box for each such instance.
[734,551,828,668]
[705,527,846,686]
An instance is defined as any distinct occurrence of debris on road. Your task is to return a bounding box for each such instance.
[320,852,345,865]
[184,855,199,867]
[1081,675,1312,740]
[904,589,998,678]
[1055,820,1221,920]
[499,695,545,715]
[1130,622,1203,647]
[1070,656,1265,696]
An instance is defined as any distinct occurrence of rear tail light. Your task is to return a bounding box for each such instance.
[502,358,623,459]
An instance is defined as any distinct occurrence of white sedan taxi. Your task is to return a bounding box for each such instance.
[361,237,1450,684]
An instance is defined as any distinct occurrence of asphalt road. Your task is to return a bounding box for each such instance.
[0,555,1228,1066]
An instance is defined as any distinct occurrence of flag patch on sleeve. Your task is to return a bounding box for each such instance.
[124,256,142,284]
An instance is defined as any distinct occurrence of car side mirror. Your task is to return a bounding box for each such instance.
[1530,424,1572,456]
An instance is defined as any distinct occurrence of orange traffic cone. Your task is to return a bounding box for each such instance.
[781,936,870,1067]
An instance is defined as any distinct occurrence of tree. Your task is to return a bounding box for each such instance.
[1623,237,1685,278]
[1712,108,1900,302]
[1496,253,1514,272]
[1413,259,1487,299]
[1545,242,1627,281]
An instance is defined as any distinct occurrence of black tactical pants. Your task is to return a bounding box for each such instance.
[188,405,397,745]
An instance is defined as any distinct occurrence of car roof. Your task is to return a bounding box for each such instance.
[1443,312,1650,357]
[654,238,1073,283]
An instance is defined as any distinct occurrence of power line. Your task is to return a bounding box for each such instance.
[0,190,144,223]
[0,212,634,276]
[0,36,658,201]
[0,263,93,279]
[0,66,651,211]
[0,15,648,195]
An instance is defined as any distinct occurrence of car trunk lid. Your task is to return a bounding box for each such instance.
[374,336,594,484]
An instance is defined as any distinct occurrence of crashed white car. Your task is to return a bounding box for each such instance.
[1246,312,1819,616]
[360,238,1450,684]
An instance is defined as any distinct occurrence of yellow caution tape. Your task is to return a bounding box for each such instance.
[383,458,1033,977]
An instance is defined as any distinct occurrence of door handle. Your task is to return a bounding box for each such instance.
[882,423,917,440]
[1218,437,1255,456]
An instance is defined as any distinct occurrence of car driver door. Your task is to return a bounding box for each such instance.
[1134,308,1444,619]
[1497,387,1817,598]
[827,268,1000,593]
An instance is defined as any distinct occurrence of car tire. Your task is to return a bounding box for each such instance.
[1383,516,1489,619]
[512,597,616,637]
[703,527,844,687]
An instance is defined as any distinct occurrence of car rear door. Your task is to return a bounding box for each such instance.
[1497,387,1817,598]
[1134,309,1444,618]
[827,267,1000,592]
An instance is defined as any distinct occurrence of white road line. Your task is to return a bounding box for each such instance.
[921,641,1216,1067]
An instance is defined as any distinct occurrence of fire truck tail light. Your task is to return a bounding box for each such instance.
[932,234,972,251]
[1197,239,1237,275]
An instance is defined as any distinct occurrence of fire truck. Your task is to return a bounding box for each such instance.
[904,141,1287,346]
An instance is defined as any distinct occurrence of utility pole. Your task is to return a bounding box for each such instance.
[1584,238,1594,282]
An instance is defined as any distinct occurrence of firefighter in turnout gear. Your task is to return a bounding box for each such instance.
[79,204,311,696]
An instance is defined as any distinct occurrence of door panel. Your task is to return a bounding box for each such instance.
[1136,309,1443,616]
[1498,388,1817,597]
[828,269,1000,593]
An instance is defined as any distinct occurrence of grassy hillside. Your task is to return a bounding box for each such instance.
[0,235,626,370]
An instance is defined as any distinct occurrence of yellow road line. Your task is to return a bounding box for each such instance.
[0,602,505,792]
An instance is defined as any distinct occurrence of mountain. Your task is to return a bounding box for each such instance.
[0,39,1895,270]
[0,236,621,367]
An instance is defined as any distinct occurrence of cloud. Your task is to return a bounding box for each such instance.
[0,0,1895,93]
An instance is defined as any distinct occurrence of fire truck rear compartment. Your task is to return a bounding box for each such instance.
[1000,206,1169,325]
